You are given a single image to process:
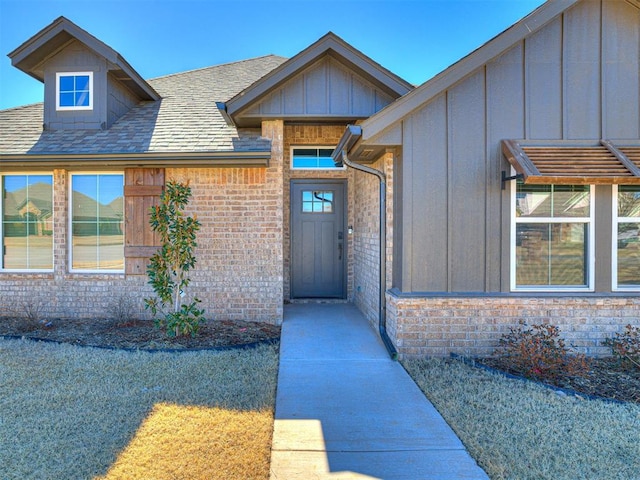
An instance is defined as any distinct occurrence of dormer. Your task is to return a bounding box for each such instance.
[8,16,160,131]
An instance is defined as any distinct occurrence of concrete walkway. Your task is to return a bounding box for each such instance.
[269,303,489,480]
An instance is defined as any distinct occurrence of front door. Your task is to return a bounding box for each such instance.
[291,180,346,298]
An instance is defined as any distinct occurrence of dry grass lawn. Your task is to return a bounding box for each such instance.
[404,357,640,480]
[0,338,279,480]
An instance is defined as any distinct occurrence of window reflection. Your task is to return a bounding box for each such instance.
[302,190,334,213]
[71,174,124,271]
[292,147,339,169]
[516,184,590,218]
[617,186,640,286]
[2,175,53,270]
[516,223,587,286]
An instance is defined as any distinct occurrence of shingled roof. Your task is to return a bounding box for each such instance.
[0,54,287,159]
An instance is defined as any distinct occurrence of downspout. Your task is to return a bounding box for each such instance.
[340,150,398,361]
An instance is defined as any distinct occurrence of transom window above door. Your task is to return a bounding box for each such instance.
[291,147,343,169]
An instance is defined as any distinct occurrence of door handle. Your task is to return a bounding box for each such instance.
[338,242,343,260]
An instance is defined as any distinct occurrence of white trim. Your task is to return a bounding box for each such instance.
[69,172,124,274]
[290,146,346,170]
[0,172,55,273]
[612,185,640,291]
[511,179,595,292]
[510,176,516,291]
[56,71,93,111]
[613,184,619,290]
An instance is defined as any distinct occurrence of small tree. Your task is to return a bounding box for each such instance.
[144,180,205,336]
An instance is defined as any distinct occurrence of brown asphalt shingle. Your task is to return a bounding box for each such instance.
[0,55,287,155]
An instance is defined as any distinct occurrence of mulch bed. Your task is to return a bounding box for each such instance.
[479,356,640,404]
[0,316,280,351]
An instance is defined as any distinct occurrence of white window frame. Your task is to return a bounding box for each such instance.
[612,185,640,291]
[69,172,124,274]
[56,71,93,111]
[0,172,55,273]
[290,146,345,170]
[510,175,595,292]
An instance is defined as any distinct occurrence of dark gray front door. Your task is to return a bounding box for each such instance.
[291,180,346,298]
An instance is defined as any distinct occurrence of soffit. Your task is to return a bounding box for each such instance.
[502,140,640,185]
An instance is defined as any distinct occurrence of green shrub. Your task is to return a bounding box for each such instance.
[496,320,587,381]
[144,180,205,337]
[603,324,640,369]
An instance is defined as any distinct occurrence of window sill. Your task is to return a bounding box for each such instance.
[512,287,594,294]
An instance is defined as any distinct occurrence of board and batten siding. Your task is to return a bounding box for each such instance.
[107,73,139,129]
[242,56,395,120]
[42,40,107,131]
[397,0,640,293]
[41,39,142,131]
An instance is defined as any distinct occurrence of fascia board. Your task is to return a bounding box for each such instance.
[360,0,579,141]
[0,151,271,168]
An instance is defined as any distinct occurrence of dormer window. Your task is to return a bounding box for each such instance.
[56,72,93,110]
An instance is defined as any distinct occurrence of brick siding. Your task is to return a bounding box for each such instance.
[0,121,285,324]
[387,294,640,358]
[351,152,395,331]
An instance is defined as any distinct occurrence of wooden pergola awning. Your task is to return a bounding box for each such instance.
[501,140,640,185]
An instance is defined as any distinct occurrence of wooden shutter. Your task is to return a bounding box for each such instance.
[124,168,164,275]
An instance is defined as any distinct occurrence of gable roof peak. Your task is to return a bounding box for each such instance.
[8,15,159,101]
[223,31,413,124]
[360,0,580,140]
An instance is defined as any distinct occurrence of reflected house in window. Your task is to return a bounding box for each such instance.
[4,182,53,238]
[71,191,123,236]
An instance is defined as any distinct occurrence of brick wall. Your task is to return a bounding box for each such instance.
[387,294,640,358]
[167,165,282,323]
[283,124,354,301]
[351,152,394,331]
[0,120,285,324]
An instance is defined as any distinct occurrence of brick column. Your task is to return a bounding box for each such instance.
[53,169,67,280]
[262,120,285,324]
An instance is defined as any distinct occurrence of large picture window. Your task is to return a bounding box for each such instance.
[613,185,640,289]
[1,174,54,271]
[70,173,124,272]
[512,182,593,291]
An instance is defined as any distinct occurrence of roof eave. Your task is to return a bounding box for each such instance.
[0,151,271,168]
[332,125,362,166]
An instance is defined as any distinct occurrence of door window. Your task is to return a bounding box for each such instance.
[302,190,334,213]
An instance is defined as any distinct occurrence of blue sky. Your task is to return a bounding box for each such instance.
[0,0,545,110]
